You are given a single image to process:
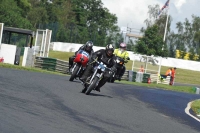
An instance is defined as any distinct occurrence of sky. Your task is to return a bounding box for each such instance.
[101,0,200,33]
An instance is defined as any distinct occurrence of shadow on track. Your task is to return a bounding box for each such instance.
[79,92,113,98]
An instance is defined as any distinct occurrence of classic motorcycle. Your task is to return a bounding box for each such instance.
[69,50,90,81]
[81,60,110,95]
[109,56,128,83]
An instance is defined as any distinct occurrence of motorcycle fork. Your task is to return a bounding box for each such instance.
[71,63,77,72]
[94,73,103,88]
[77,65,82,75]
[89,69,97,84]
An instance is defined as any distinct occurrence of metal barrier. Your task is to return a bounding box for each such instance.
[34,57,69,74]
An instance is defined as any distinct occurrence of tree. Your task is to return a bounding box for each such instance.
[70,0,118,45]
[135,25,168,57]
[141,4,171,57]
[0,0,32,28]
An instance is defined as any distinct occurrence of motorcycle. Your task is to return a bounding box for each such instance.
[81,60,111,95]
[109,56,127,83]
[69,50,90,81]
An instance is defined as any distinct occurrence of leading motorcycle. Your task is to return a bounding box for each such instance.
[69,50,90,81]
[81,60,111,95]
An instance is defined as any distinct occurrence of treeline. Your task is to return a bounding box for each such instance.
[0,0,199,61]
[134,5,200,61]
[0,0,122,46]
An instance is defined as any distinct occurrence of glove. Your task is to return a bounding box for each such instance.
[126,57,130,60]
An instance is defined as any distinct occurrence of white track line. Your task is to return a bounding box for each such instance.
[185,101,200,122]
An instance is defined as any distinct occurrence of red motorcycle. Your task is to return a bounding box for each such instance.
[69,50,90,81]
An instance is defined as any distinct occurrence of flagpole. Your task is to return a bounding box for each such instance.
[163,8,169,42]
[162,1,170,50]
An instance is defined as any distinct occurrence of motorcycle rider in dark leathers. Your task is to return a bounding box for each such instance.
[80,44,117,92]
[68,41,94,72]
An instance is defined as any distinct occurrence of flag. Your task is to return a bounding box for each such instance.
[158,0,170,17]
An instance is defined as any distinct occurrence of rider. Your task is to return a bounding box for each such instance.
[113,42,130,81]
[68,41,94,71]
[80,44,117,92]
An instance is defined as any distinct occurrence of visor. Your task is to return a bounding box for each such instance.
[107,50,113,56]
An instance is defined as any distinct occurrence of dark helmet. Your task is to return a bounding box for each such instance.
[105,44,114,56]
[85,41,93,52]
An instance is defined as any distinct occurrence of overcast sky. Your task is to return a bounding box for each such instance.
[101,0,200,33]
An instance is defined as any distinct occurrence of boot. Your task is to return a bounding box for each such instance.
[81,84,87,93]
[95,86,100,92]
[118,75,122,81]
[68,65,72,73]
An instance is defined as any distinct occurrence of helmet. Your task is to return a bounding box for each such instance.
[105,44,114,56]
[85,41,93,52]
[119,42,127,49]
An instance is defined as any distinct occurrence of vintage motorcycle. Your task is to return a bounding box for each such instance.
[81,60,111,95]
[109,56,129,83]
[69,50,90,81]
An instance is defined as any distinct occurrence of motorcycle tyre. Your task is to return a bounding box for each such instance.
[69,65,80,81]
[81,85,87,93]
[110,77,115,83]
[85,77,99,95]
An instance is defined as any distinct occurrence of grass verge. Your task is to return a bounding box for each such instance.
[117,80,196,94]
[191,100,200,116]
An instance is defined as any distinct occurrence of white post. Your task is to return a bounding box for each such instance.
[43,29,48,57]
[157,57,162,84]
[34,29,39,56]
[144,56,148,73]
[0,23,4,51]
[47,30,52,57]
[40,31,45,57]
[131,54,135,71]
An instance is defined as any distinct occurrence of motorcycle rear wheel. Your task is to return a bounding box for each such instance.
[85,77,99,95]
[69,65,80,81]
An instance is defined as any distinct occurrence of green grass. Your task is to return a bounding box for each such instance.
[117,81,196,93]
[191,100,200,115]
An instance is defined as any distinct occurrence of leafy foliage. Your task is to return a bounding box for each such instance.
[0,0,119,45]
[0,0,32,28]
[135,25,167,56]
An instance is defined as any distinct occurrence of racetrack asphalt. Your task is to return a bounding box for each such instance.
[0,67,200,133]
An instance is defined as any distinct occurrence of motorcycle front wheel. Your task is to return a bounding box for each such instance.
[85,77,99,95]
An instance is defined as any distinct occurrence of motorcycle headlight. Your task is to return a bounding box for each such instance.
[116,59,120,63]
[101,67,105,71]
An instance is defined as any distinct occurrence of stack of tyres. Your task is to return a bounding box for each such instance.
[142,73,150,83]
[35,57,57,71]
[132,71,137,82]
[42,57,57,71]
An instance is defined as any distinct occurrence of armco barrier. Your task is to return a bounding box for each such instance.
[34,57,69,74]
